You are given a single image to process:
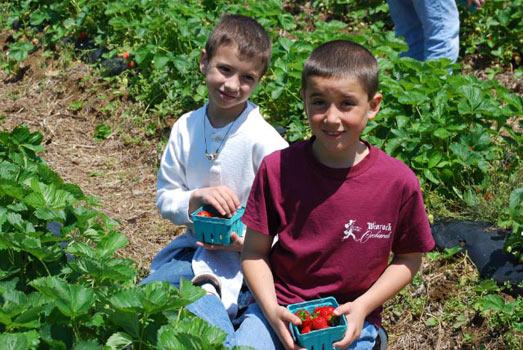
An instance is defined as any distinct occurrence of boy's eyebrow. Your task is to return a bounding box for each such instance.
[308,91,358,99]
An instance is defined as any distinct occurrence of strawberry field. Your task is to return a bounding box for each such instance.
[0,0,522,349]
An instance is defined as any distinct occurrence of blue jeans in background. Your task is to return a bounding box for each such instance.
[387,0,460,62]
[235,302,379,350]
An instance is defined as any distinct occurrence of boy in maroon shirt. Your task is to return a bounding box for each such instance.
[237,40,435,349]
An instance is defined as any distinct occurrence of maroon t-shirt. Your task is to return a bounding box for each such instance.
[242,138,435,327]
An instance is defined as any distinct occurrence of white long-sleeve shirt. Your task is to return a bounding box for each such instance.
[156,101,288,318]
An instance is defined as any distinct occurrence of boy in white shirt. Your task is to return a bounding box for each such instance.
[141,14,288,348]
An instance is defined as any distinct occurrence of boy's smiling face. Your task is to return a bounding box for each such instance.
[302,75,381,168]
[200,44,262,126]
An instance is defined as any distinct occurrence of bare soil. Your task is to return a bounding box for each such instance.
[1,31,520,349]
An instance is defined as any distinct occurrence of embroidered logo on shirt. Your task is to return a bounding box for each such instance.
[343,220,392,243]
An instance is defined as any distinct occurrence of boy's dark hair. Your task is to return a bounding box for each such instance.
[302,40,379,100]
[206,14,272,77]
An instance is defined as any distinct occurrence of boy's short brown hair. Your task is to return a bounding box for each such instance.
[205,14,272,77]
[302,40,379,100]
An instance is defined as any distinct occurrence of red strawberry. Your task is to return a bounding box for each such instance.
[122,52,130,60]
[312,315,330,330]
[197,210,213,217]
[314,306,336,325]
[77,32,87,40]
[301,325,312,334]
[294,309,311,328]
[127,60,135,68]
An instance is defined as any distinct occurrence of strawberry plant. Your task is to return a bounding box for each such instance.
[0,125,252,349]
[459,0,523,67]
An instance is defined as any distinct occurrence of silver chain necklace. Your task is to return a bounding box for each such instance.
[203,113,237,160]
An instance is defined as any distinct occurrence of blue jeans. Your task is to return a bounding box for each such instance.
[387,0,460,62]
[235,302,379,350]
[140,247,237,348]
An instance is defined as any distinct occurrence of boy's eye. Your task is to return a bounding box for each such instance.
[311,100,325,106]
[243,75,255,82]
[218,66,230,73]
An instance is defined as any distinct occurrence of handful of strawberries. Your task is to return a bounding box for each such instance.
[294,305,338,334]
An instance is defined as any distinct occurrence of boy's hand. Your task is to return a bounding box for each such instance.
[190,185,241,217]
[196,232,244,252]
[332,301,367,349]
[469,0,485,9]
[265,304,305,350]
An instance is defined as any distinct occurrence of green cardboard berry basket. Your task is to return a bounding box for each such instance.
[190,205,245,245]
[287,296,347,350]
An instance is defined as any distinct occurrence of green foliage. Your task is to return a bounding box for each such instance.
[93,124,111,142]
[459,0,523,66]
[0,125,246,349]
[500,188,523,263]
[474,294,523,343]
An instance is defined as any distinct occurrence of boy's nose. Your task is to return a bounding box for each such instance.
[324,104,341,123]
[224,75,240,93]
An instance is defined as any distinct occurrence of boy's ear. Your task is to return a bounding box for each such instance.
[199,49,208,74]
[366,93,382,120]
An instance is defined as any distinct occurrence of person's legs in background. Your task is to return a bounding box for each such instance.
[388,0,460,62]
[387,0,425,60]
[412,0,460,62]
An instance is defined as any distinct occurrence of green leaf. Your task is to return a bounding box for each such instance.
[8,42,34,62]
[178,278,206,306]
[1,184,25,200]
[0,330,40,350]
[157,317,228,349]
[109,288,144,313]
[7,212,24,231]
[107,311,140,338]
[508,188,523,220]
[29,8,51,26]
[278,36,293,52]
[0,161,20,181]
[425,317,438,326]
[153,53,170,70]
[104,332,133,350]
[29,277,95,318]
[73,339,102,350]
[66,242,97,259]
[97,231,128,258]
[423,169,440,184]
[433,128,451,139]
[476,294,505,312]
[443,246,462,258]
[398,91,429,106]
[34,208,66,221]
[427,152,443,168]
[24,236,63,261]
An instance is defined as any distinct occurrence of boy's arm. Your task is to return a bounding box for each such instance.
[333,252,423,349]
[241,228,302,350]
